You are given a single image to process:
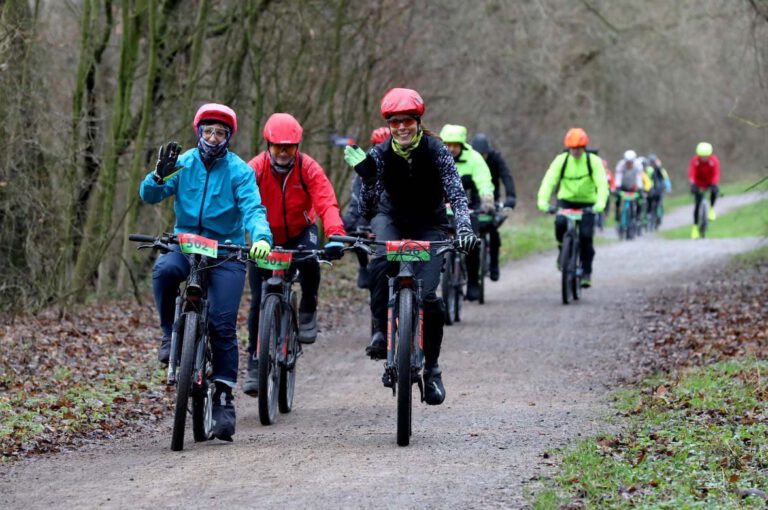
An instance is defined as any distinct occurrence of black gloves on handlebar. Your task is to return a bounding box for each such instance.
[456,227,479,252]
[503,196,516,209]
[153,142,183,184]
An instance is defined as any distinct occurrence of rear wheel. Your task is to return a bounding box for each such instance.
[171,311,198,451]
[396,288,414,447]
[258,295,281,425]
[278,293,299,414]
[561,236,574,305]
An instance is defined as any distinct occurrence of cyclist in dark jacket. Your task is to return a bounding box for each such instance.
[344,88,478,405]
[470,133,517,281]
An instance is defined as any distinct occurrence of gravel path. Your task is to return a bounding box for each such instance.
[1,210,764,509]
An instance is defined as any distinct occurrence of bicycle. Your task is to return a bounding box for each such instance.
[549,207,592,305]
[129,232,250,451]
[330,234,461,446]
[472,205,509,304]
[252,247,329,425]
[617,190,640,240]
[440,205,466,325]
[693,186,710,238]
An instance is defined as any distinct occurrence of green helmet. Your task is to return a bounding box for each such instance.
[696,142,713,157]
[440,124,468,144]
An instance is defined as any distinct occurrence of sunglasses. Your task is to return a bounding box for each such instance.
[269,144,298,155]
[201,126,230,139]
[387,117,418,129]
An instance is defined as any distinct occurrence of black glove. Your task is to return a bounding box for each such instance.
[153,142,183,184]
[456,228,479,252]
[503,196,516,209]
[690,183,699,195]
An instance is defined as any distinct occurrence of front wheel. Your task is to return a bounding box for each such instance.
[396,288,414,447]
[192,337,214,442]
[258,295,281,425]
[698,201,709,238]
[278,292,299,414]
[441,253,454,326]
[171,311,198,451]
[478,238,487,305]
[561,236,574,305]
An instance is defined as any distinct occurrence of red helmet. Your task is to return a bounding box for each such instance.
[193,103,237,135]
[380,88,425,119]
[563,127,589,148]
[263,113,303,144]
[370,126,390,144]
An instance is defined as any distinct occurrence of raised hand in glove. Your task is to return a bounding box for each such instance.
[152,142,183,184]
[503,196,516,209]
[456,228,479,252]
[249,240,271,260]
[344,144,375,181]
[323,241,345,261]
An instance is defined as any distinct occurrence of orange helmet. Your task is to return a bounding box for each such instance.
[563,128,589,149]
[370,126,390,145]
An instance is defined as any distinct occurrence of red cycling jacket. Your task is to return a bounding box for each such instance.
[248,151,346,245]
[689,154,720,188]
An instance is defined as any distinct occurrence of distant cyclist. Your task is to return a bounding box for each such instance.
[613,150,645,223]
[689,142,720,239]
[440,124,494,301]
[470,133,517,281]
[537,128,608,288]
[342,127,390,289]
[644,153,671,227]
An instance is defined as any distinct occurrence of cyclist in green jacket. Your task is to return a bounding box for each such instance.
[440,124,495,301]
[537,128,609,288]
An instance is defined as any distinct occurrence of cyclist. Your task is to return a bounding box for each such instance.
[440,124,494,301]
[598,158,615,229]
[470,133,517,281]
[342,126,390,289]
[536,128,608,288]
[613,149,645,224]
[343,88,478,405]
[139,103,273,442]
[244,113,346,395]
[644,153,671,227]
[689,142,720,239]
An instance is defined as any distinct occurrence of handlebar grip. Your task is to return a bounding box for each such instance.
[129,234,156,242]
[329,235,363,244]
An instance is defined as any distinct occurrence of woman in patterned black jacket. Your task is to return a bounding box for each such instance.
[344,88,478,405]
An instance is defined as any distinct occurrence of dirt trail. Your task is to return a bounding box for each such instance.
[1,215,764,508]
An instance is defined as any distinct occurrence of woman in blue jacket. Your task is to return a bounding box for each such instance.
[139,103,272,442]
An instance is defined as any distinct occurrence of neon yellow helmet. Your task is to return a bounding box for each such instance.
[696,142,713,157]
[440,124,468,144]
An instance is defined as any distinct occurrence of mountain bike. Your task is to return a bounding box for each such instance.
[549,207,591,305]
[330,234,461,447]
[617,190,640,240]
[129,232,250,451]
[475,205,509,304]
[252,247,329,425]
[694,187,710,238]
[440,205,465,325]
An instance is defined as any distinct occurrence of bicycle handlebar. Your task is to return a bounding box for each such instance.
[128,233,251,257]
[546,206,594,215]
[329,234,461,257]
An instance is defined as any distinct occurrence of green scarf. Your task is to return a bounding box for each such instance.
[391,128,424,159]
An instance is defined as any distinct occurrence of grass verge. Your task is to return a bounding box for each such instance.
[534,359,768,509]
[661,199,768,239]
[499,214,557,263]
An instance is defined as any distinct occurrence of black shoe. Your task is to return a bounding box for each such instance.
[211,383,235,442]
[423,365,446,405]
[489,265,500,282]
[465,282,480,302]
[158,336,171,365]
[365,331,387,359]
[298,312,317,344]
[242,354,258,397]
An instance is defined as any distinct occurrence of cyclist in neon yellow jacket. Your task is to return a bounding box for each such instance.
[440,124,494,301]
[537,128,609,288]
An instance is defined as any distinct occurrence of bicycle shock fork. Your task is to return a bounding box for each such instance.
[167,294,183,385]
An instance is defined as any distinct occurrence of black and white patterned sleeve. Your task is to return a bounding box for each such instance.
[436,145,472,232]
[358,147,385,219]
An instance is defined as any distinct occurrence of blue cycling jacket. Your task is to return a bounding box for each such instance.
[140,148,272,246]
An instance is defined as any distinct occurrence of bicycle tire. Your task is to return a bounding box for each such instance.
[478,238,486,305]
[441,252,454,326]
[192,339,214,442]
[396,288,414,447]
[171,311,198,451]
[571,239,581,301]
[453,255,464,323]
[561,235,574,305]
[698,201,708,238]
[278,292,298,414]
[258,295,281,425]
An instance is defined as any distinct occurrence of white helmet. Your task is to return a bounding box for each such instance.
[623,150,637,161]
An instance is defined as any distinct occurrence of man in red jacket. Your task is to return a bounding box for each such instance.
[689,141,720,239]
[244,113,346,396]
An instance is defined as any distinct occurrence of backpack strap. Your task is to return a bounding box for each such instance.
[559,150,594,182]
[296,152,310,196]
[559,150,569,182]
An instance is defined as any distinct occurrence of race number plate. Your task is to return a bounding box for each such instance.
[178,233,218,257]
[256,251,293,270]
[386,240,431,262]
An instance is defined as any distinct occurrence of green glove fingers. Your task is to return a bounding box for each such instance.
[250,240,271,260]
[344,145,367,168]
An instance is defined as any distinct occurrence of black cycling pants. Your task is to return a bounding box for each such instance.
[554,200,596,275]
